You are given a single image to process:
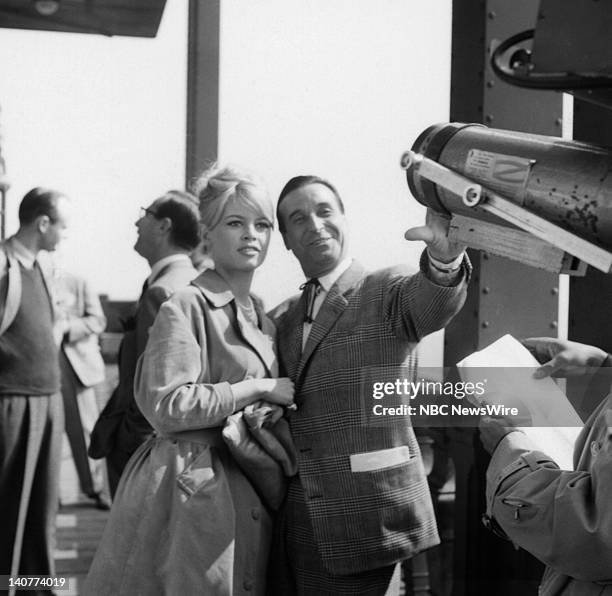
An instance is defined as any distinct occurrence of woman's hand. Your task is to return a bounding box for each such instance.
[232,377,295,409]
[256,377,295,407]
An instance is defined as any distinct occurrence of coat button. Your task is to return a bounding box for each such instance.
[243,579,253,591]
[251,508,260,520]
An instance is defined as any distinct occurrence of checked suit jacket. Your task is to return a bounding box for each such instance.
[272,253,470,574]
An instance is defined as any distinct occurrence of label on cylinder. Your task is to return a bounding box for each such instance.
[465,149,532,196]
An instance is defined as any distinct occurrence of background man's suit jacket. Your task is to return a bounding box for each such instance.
[57,271,106,388]
[272,255,470,575]
[89,258,197,462]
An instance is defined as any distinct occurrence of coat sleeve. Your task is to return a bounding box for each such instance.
[65,278,107,342]
[485,425,612,583]
[134,298,237,433]
[384,250,471,341]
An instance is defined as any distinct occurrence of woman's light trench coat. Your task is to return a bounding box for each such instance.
[84,269,279,596]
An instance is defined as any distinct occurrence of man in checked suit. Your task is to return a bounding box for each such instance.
[269,175,471,595]
[89,190,200,496]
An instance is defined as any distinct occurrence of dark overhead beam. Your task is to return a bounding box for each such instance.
[0,1,167,38]
[185,0,219,188]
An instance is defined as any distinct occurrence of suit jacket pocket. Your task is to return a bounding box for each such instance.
[352,454,429,496]
[320,453,438,571]
[176,447,215,497]
[349,445,412,472]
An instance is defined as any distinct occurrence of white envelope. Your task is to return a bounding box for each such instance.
[457,334,582,470]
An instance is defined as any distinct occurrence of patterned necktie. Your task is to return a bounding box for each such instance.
[300,278,320,324]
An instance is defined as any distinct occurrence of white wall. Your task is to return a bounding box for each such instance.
[0,0,188,298]
[219,0,452,362]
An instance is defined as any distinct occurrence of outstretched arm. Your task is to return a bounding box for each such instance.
[385,209,471,341]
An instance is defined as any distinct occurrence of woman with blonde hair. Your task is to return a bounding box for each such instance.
[85,165,295,595]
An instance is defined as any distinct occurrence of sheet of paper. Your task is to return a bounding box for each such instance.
[456,334,583,469]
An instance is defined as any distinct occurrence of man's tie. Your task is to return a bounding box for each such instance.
[122,278,149,330]
[139,279,149,301]
[300,278,320,324]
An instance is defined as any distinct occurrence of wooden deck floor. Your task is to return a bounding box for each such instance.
[54,372,113,596]
[51,499,448,596]
[55,504,109,595]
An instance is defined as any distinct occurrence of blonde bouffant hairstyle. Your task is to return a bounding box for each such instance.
[192,164,274,235]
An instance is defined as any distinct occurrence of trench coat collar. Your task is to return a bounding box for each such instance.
[191,268,278,376]
[190,268,236,307]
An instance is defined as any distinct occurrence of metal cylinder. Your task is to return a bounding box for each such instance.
[407,123,612,250]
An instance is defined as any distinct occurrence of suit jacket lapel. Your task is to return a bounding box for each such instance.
[296,261,366,383]
[276,297,303,380]
[137,261,172,304]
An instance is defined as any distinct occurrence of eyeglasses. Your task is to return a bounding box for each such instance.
[139,206,159,219]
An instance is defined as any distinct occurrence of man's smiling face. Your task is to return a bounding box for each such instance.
[279,183,348,278]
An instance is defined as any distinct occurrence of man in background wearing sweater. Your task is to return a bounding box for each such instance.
[0,187,70,591]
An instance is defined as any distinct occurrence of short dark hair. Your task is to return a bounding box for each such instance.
[276,175,345,233]
[155,190,201,251]
[19,187,65,225]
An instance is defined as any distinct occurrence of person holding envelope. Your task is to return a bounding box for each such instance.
[480,337,612,596]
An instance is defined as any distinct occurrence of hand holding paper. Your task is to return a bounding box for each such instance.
[457,334,583,469]
[522,337,608,378]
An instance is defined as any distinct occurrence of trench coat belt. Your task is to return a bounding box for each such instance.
[157,428,226,448]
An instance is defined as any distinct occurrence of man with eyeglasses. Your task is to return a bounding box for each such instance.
[89,190,200,496]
